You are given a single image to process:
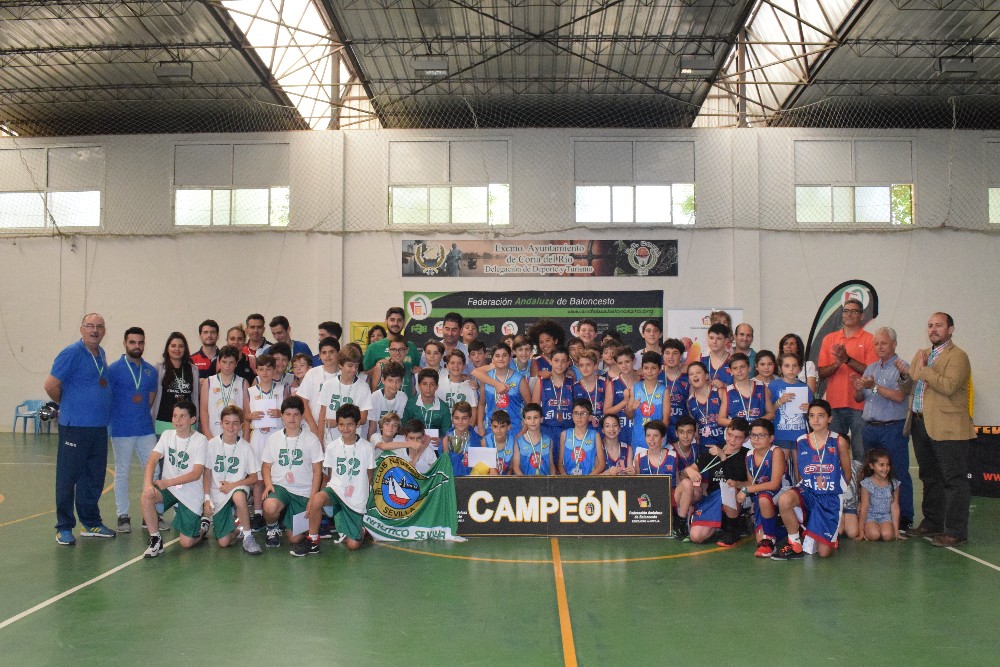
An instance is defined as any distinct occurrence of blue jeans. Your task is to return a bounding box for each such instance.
[55,425,109,531]
[862,420,913,522]
[831,408,866,461]
[111,434,157,516]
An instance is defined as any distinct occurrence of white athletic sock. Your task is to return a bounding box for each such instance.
[150,532,161,539]
[254,509,262,516]
[308,533,319,542]
[788,531,801,544]
[242,529,252,538]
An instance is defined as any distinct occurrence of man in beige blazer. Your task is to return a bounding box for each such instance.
[905,312,975,547]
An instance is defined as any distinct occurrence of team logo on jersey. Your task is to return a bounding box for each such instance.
[803,463,836,475]
[413,243,447,275]
[372,456,450,520]
[638,494,651,508]
[407,294,433,320]
[625,241,661,276]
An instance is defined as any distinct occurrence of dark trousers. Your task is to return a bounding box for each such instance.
[863,420,913,522]
[55,425,109,531]
[910,415,970,539]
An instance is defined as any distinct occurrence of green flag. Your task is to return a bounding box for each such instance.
[363,453,463,541]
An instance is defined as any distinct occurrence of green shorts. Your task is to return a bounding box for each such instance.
[267,486,309,532]
[322,488,365,541]
[212,489,248,539]
[159,489,202,538]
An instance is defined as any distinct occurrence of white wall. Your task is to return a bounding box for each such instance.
[1,126,997,426]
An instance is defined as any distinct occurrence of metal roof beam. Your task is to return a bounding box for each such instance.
[0,43,233,67]
[843,38,1000,58]
[1,81,272,105]
[0,1,197,21]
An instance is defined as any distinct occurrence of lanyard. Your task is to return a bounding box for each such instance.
[123,356,142,391]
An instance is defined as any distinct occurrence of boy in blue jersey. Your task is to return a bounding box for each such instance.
[730,418,787,558]
[605,346,637,446]
[512,403,553,476]
[660,338,690,443]
[701,323,734,390]
[686,362,725,448]
[531,346,574,443]
[769,353,812,485]
[558,399,604,475]
[485,410,516,475]
[771,400,852,560]
[474,343,531,437]
[442,401,481,477]
[627,351,667,449]
[571,349,606,428]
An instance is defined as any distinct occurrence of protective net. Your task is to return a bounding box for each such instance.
[1,0,999,237]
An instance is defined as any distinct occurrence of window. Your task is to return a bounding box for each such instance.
[0,146,103,230]
[389,184,509,226]
[795,185,913,225]
[987,143,1000,224]
[173,143,290,227]
[990,188,1000,224]
[388,140,510,226]
[575,184,695,225]
[574,140,695,225]
[794,140,913,225]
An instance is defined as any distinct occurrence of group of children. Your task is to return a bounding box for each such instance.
[139,313,904,560]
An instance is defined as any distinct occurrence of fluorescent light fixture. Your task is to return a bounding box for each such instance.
[679,54,716,76]
[936,57,977,78]
[154,61,194,81]
[411,55,449,79]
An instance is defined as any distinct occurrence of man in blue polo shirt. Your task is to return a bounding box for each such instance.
[107,326,159,534]
[45,313,115,545]
[269,315,313,359]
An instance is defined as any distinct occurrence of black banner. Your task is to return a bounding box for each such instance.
[455,476,672,537]
[971,426,1000,498]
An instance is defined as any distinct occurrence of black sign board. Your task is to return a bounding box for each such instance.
[455,476,672,537]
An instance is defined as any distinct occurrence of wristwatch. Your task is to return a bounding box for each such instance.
[872,386,878,395]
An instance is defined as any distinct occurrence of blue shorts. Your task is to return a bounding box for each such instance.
[793,486,842,549]
[691,488,722,528]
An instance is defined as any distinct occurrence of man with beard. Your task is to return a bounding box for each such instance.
[107,327,160,534]
[363,307,419,371]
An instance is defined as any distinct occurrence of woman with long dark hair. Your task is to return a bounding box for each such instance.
[777,333,818,394]
[152,332,200,434]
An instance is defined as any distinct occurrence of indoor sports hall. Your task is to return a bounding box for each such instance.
[1,1,999,665]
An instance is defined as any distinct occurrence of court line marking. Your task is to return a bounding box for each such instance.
[0,537,181,631]
[551,539,577,667]
[373,540,736,564]
[0,468,115,530]
[946,547,1000,573]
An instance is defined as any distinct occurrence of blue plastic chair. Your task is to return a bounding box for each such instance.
[13,400,44,433]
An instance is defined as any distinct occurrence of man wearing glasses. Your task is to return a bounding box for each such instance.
[45,313,116,545]
[817,298,877,461]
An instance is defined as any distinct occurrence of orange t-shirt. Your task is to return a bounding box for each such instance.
[818,328,877,410]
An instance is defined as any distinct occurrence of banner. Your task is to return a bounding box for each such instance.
[402,239,678,278]
[971,426,1000,498]
[455,476,672,537]
[363,454,463,541]
[403,290,662,351]
[666,307,744,360]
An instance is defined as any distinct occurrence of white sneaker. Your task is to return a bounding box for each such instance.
[143,536,164,558]
[242,533,262,555]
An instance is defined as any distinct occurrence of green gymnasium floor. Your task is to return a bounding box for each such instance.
[2,431,998,666]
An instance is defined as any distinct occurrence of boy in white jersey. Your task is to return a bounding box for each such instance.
[317,345,372,444]
[141,400,209,558]
[200,345,250,440]
[437,349,479,413]
[296,336,340,438]
[368,361,408,438]
[262,396,324,548]
[247,354,285,530]
[291,404,375,556]
[203,406,262,555]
